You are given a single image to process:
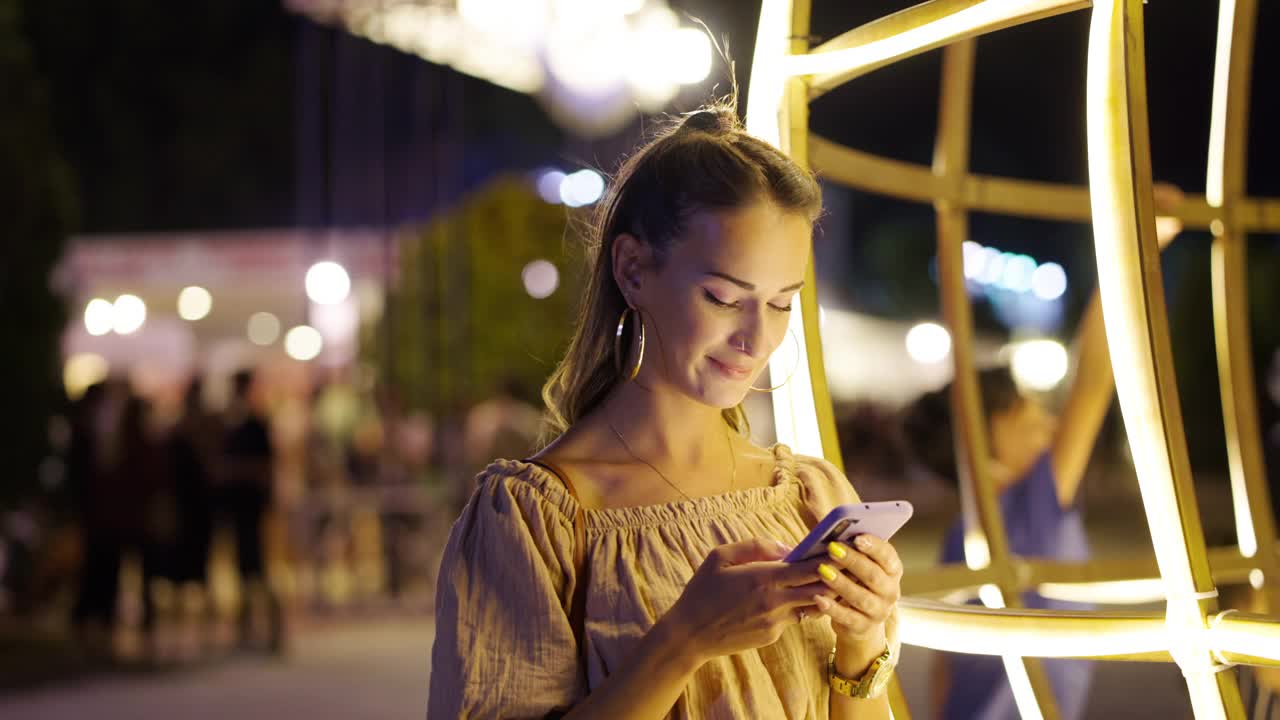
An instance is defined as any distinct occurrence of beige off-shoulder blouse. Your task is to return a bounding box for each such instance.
[427,443,895,719]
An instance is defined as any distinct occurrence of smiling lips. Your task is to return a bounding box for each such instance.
[708,356,752,379]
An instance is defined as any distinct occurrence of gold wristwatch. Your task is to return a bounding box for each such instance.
[828,646,895,699]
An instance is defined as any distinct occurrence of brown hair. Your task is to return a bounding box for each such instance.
[540,102,822,441]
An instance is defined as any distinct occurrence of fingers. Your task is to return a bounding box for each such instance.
[816,562,890,622]
[813,593,880,635]
[851,535,902,576]
[711,538,792,567]
[816,538,902,625]
[781,580,836,607]
[845,535,903,587]
[819,535,901,597]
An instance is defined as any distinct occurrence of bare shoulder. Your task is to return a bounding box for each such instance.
[526,424,618,510]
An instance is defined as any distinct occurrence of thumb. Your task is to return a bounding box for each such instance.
[714,538,792,566]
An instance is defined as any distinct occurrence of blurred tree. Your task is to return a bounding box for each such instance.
[0,0,75,507]
[374,176,579,418]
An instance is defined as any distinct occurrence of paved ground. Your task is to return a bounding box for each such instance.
[0,618,435,720]
[0,613,1202,720]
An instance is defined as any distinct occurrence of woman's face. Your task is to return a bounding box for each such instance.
[619,199,813,409]
[989,396,1057,486]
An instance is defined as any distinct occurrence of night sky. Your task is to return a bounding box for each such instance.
[18,0,1280,471]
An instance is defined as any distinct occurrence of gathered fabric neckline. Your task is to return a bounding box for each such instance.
[492,443,802,530]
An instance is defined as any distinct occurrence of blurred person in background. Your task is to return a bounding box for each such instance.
[429,104,903,719]
[166,376,221,654]
[841,195,1181,720]
[70,379,128,658]
[220,368,283,654]
[123,390,176,655]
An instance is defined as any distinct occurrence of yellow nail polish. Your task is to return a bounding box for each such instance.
[828,542,847,560]
[818,563,838,582]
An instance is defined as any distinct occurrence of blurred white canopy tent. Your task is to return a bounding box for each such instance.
[818,305,1006,408]
[57,229,397,400]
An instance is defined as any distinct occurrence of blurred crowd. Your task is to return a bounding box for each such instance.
[0,367,543,667]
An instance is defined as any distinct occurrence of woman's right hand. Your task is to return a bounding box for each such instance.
[661,538,834,665]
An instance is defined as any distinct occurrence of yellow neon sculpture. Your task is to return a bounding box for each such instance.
[746,1,1280,718]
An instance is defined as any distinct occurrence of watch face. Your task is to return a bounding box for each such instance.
[869,665,894,695]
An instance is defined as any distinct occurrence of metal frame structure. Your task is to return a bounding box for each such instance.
[746,1,1280,717]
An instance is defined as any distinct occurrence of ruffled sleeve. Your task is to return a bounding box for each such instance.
[791,450,862,525]
[790,449,903,660]
[427,461,584,719]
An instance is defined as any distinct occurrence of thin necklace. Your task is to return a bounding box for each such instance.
[606,415,738,502]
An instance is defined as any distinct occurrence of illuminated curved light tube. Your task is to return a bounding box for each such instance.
[747,0,1280,717]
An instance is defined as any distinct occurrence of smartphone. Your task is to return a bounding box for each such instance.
[783,501,914,563]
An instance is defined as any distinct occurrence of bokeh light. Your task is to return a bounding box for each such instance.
[177,286,213,321]
[661,27,713,84]
[522,259,559,299]
[998,254,1037,292]
[247,312,281,346]
[305,261,352,305]
[536,169,567,204]
[1031,262,1068,301]
[112,294,147,335]
[559,168,605,207]
[63,353,109,400]
[905,322,952,364]
[1010,339,1069,391]
[83,298,115,336]
[285,325,324,361]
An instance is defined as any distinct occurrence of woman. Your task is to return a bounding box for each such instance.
[427,105,904,719]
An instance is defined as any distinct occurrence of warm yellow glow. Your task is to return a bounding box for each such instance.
[1248,568,1264,589]
[770,307,824,456]
[974,584,1046,719]
[1038,578,1168,604]
[1088,0,1235,716]
[1208,610,1280,663]
[897,599,1170,657]
[1206,0,1262,567]
[111,294,147,335]
[745,0,824,458]
[743,0,790,147]
[1205,0,1236,209]
[306,261,352,306]
[64,353,109,400]
[749,0,1278,716]
[978,583,1006,608]
[784,0,1073,80]
[905,322,951,364]
[962,530,992,570]
[285,325,324,361]
[1003,658,1046,720]
[83,298,114,336]
[1010,339,1069,391]
[177,286,212,321]
[664,27,712,84]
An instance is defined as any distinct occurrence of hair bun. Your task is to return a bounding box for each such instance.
[679,108,734,135]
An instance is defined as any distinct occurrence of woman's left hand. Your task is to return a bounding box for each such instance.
[814,534,902,648]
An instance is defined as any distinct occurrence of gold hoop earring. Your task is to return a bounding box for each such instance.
[615,307,645,381]
[749,328,801,393]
